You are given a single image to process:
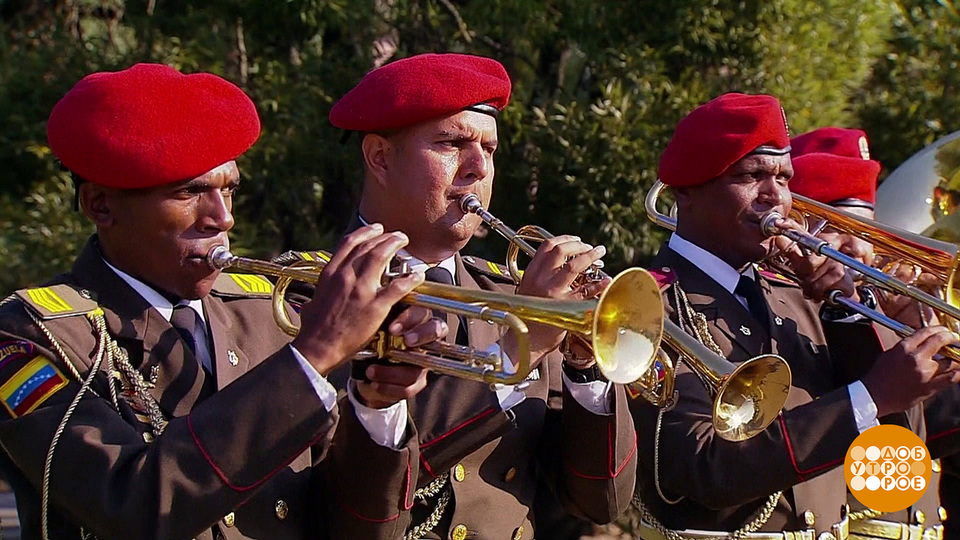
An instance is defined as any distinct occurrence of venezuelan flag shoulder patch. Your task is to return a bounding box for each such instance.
[0,355,68,418]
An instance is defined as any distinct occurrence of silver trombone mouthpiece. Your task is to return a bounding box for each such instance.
[760,212,784,238]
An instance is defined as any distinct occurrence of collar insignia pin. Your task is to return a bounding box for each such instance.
[228,350,239,366]
[740,325,752,336]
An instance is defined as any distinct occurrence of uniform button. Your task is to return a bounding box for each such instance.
[143,432,154,443]
[452,524,468,540]
[223,512,235,527]
[940,506,949,521]
[803,510,816,527]
[933,459,942,473]
[275,499,289,520]
[816,533,836,540]
[914,509,926,525]
[454,463,466,482]
[504,467,517,482]
[512,525,524,540]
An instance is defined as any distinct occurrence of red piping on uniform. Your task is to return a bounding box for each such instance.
[928,426,960,443]
[187,414,326,492]
[565,420,638,480]
[778,415,842,479]
[420,454,438,479]
[340,503,400,523]
[420,407,497,449]
[403,458,414,511]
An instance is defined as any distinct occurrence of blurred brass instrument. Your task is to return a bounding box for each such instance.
[207,245,664,386]
[646,179,960,362]
[462,194,790,440]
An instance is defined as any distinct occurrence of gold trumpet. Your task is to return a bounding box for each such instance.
[461,194,792,439]
[645,179,960,362]
[662,320,791,441]
[207,245,664,386]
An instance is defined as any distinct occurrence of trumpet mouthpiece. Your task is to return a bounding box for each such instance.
[460,193,483,214]
[206,246,234,270]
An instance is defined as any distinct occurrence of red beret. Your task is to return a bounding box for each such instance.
[329,53,511,132]
[659,93,790,187]
[47,63,260,189]
[790,127,880,205]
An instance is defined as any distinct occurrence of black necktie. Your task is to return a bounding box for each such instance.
[735,275,770,329]
[424,266,468,345]
[170,304,201,357]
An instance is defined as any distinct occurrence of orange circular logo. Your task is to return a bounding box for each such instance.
[844,425,931,512]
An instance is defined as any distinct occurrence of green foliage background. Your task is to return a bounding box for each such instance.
[1,0,957,296]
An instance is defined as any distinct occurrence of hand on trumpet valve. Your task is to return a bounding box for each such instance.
[292,224,429,376]
[512,235,608,361]
[355,306,444,409]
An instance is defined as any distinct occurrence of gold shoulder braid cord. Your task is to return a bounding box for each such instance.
[630,284,782,540]
[12,293,168,540]
[403,473,452,540]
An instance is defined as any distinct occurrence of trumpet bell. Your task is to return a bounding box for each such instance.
[593,268,665,384]
[713,354,792,442]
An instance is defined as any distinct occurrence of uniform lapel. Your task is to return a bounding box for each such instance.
[658,248,768,360]
[757,273,791,358]
[71,237,214,417]
[455,254,501,349]
[203,294,250,389]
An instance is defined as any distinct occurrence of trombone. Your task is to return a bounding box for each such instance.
[207,245,663,386]
[461,194,792,440]
[645,180,960,362]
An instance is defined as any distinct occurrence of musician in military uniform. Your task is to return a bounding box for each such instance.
[631,93,960,539]
[319,53,638,540]
[788,126,960,539]
[0,63,445,540]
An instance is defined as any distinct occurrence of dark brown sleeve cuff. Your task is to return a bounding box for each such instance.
[324,397,418,540]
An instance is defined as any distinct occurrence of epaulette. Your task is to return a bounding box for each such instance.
[647,266,677,292]
[212,272,274,298]
[14,284,100,320]
[461,255,518,283]
[272,250,332,266]
[757,266,799,287]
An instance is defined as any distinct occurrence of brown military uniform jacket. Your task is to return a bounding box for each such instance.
[827,309,952,532]
[0,237,409,540]
[324,252,638,540]
[631,246,895,535]
[922,385,960,534]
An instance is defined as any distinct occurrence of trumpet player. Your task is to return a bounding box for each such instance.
[319,52,638,540]
[789,126,960,540]
[0,64,446,540]
[632,93,960,539]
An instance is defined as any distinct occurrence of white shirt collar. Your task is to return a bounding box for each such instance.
[102,258,206,324]
[667,233,756,295]
[357,214,458,280]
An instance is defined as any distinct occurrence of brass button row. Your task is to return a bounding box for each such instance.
[221,499,288,528]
